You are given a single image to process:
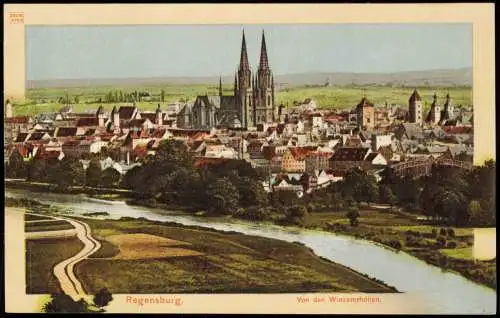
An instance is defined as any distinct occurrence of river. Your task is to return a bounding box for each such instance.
[6,188,496,314]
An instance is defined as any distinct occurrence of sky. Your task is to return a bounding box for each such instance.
[26,24,472,81]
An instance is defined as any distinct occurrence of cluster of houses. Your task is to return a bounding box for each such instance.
[4,89,473,194]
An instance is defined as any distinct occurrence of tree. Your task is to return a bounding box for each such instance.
[285,205,308,226]
[467,200,486,226]
[27,158,48,182]
[155,139,194,168]
[160,89,165,103]
[86,159,102,187]
[346,208,360,227]
[100,168,121,188]
[236,176,268,207]
[340,168,378,205]
[93,288,113,308]
[6,149,28,179]
[205,178,240,215]
[42,294,92,313]
[379,185,397,208]
[57,156,85,187]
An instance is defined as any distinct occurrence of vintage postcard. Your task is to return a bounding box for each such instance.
[3,3,496,314]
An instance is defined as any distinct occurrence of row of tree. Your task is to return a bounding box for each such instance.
[122,139,268,215]
[6,151,121,189]
[6,138,495,227]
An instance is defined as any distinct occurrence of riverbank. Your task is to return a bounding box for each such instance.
[7,184,496,291]
[5,179,132,199]
[18,204,397,294]
[128,196,497,290]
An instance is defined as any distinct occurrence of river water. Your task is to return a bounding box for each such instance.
[6,188,496,314]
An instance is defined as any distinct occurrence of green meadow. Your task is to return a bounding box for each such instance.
[12,84,472,116]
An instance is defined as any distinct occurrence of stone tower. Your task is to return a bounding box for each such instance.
[254,30,275,125]
[5,99,13,119]
[111,106,120,129]
[236,30,253,129]
[409,89,423,126]
[156,104,163,126]
[96,105,105,127]
[428,92,441,124]
[440,92,453,123]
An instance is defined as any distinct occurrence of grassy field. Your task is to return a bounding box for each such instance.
[74,217,396,294]
[24,214,53,221]
[26,237,84,294]
[304,208,495,290]
[305,208,422,227]
[440,247,474,260]
[25,220,75,233]
[11,84,472,116]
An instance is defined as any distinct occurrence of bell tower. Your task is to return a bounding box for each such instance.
[237,30,253,129]
[255,30,275,125]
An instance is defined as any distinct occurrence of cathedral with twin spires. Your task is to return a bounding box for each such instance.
[178,30,276,130]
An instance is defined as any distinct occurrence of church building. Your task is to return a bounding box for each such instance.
[178,30,276,130]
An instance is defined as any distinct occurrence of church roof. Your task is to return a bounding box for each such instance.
[409,89,421,102]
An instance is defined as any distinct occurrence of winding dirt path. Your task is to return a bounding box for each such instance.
[25,212,101,300]
[52,217,101,299]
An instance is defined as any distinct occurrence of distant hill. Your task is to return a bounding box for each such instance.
[27,67,472,89]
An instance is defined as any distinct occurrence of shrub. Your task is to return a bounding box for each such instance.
[405,235,419,247]
[93,288,114,308]
[387,239,403,250]
[146,198,157,208]
[439,228,447,236]
[306,203,315,213]
[346,208,360,227]
[447,228,456,238]
[436,236,447,248]
[405,230,422,238]
[430,229,438,238]
[446,241,457,248]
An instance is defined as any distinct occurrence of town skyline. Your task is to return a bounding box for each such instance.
[26,24,472,81]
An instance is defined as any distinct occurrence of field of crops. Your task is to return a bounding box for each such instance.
[11,84,472,116]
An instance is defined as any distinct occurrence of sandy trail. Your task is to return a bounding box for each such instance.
[24,212,101,300]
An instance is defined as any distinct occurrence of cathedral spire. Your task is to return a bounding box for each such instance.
[239,30,250,70]
[259,30,269,70]
[219,76,223,96]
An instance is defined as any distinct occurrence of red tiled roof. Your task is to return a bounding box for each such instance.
[14,133,29,143]
[150,128,167,138]
[118,106,136,120]
[76,117,99,127]
[62,140,81,147]
[56,127,78,137]
[168,129,210,138]
[344,136,363,148]
[36,149,61,160]
[97,133,115,141]
[306,151,333,159]
[365,152,380,162]
[27,132,47,141]
[14,144,29,157]
[128,129,150,140]
[133,145,149,158]
[5,116,32,124]
[325,114,346,122]
[123,119,147,128]
[441,126,473,134]
[194,157,232,169]
[288,146,318,160]
[140,113,157,123]
[330,147,369,161]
